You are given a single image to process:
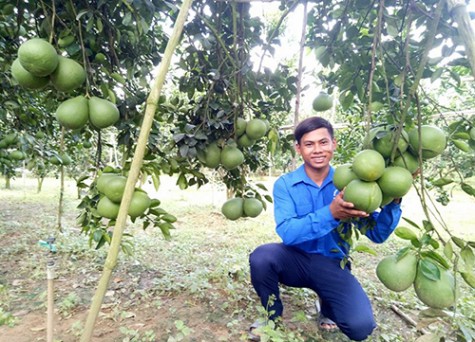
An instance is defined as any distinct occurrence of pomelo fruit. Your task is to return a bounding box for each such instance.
[18,38,59,77]
[246,119,267,140]
[376,253,417,292]
[351,149,386,181]
[243,198,263,218]
[408,125,447,159]
[88,96,120,129]
[8,150,25,160]
[392,151,419,174]
[96,196,120,219]
[56,96,89,130]
[414,262,455,309]
[50,56,86,92]
[60,153,72,166]
[204,142,221,168]
[103,175,127,203]
[237,134,255,148]
[312,92,333,112]
[333,164,359,191]
[220,146,244,170]
[343,179,382,213]
[96,173,116,193]
[221,197,244,220]
[235,118,247,137]
[377,166,413,198]
[11,58,49,89]
[380,194,394,207]
[373,129,409,158]
[128,191,151,218]
[49,155,62,165]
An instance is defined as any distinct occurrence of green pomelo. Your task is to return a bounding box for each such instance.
[56,96,89,130]
[373,130,409,158]
[377,166,413,198]
[18,38,59,77]
[96,196,120,219]
[96,173,117,193]
[103,176,127,203]
[50,56,86,92]
[243,198,263,218]
[376,253,417,292]
[0,139,8,148]
[414,264,455,309]
[237,134,255,148]
[60,153,72,166]
[11,58,49,89]
[408,125,447,159]
[343,179,382,213]
[220,146,245,170]
[128,191,151,218]
[236,118,247,137]
[4,133,18,145]
[246,119,267,140]
[380,194,394,207]
[333,164,359,191]
[221,198,244,221]
[204,142,221,168]
[88,96,120,129]
[392,151,419,174]
[312,92,333,112]
[49,155,62,165]
[351,149,386,181]
[9,150,25,160]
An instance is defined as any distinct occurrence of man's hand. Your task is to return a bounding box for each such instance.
[329,191,369,220]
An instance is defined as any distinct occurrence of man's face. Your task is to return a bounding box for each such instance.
[295,127,337,171]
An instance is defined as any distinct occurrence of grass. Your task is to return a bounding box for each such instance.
[0,174,474,341]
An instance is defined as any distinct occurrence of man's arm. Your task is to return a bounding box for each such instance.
[363,201,402,243]
[274,178,339,245]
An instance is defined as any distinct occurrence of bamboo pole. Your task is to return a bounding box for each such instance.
[448,0,475,79]
[79,0,194,340]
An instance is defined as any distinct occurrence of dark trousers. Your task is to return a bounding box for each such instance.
[249,243,376,341]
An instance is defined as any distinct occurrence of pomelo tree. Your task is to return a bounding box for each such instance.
[1,0,475,340]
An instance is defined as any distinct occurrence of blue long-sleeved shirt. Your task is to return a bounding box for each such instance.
[273,165,402,260]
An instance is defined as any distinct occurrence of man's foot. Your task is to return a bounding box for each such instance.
[315,299,338,333]
[248,320,265,341]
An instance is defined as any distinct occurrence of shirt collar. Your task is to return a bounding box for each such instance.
[288,164,335,188]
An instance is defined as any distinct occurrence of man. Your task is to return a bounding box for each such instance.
[248,117,402,341]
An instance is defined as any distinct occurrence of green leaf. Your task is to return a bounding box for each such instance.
[420,250,450,269]
[419,259,441,281]
[460,271,475,289]
[452,236,466,248]
[353,243,377,256]
[443,241,453,261]
[461,246,475,268]
[402,217,421,230]
[394,226,418,241]
[452,139,471,152]
[461,183,475,197]
[431,178,453,187]
[422,220,434,232]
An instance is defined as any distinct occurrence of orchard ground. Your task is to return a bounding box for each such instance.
[0,173,474,342]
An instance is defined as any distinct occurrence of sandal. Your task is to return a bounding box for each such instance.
[315,299,338,333]
[248,320,266,341]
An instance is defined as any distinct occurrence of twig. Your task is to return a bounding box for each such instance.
[390,304,429,335]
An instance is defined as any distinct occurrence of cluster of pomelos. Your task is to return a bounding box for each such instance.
[334,125,447,212]
[376,251,455,309]
[95,172,152,220]
[11,38,119,131]
[0,132,25,161]
[221,196,264,220]
[201,118,269,171]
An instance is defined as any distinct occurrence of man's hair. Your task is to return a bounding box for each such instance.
[294,116,334,144]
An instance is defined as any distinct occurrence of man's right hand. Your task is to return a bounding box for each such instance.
[329,191,369,220]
